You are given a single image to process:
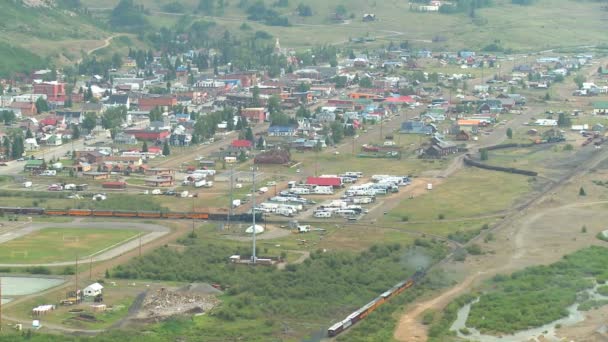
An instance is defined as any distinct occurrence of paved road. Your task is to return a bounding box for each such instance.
[0,221,169,267]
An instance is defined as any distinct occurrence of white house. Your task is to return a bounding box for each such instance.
[24,138,39,151]
[83,282,104,297]
[535,119,558,127]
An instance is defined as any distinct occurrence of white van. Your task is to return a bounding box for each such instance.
[22,181,32,188]
[40,170,56,176]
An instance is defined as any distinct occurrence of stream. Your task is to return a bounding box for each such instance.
[450,284,608,342]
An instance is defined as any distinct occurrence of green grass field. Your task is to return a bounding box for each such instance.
[384,168,532,223]
[0,228,139,264]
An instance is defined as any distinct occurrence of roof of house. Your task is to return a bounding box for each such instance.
[107,94,129,105]
[383,96,414,104]
[457,119,481,126]
[593,101,608,109]
[85,283,104,291]
[231,140,253,148]
[306,177,341,187]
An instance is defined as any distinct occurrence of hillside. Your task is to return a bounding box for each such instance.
[0,0,111,75]
[82,0,608,52]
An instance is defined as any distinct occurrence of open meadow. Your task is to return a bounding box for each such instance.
[0,228,139,264]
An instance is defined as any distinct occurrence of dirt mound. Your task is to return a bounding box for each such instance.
[137,287,220,320]
[177,283,223,296]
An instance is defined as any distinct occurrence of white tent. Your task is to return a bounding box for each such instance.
[245,225,264,235]
[83,282,104,297]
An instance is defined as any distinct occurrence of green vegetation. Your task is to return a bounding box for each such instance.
[111,238,447,339]
[385,168,529,222]
[465,246,608,334]
[427,293,478,341]
[0,42,45,77]
[0,228,139,264]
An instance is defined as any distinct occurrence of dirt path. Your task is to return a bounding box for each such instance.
[394,272,485,342]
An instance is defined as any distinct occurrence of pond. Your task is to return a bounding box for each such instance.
[1,276,65,303]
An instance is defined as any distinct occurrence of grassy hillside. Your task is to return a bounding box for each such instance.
[0,42,45,77]
[82,0,608,51]
[0,1,110,75]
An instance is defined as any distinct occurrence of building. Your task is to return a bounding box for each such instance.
[268,125,297,137]
[145,168,175,177]
[102,181,127,189]
[83,283,104,297]
[33,81,66,104]
[123,128,170,141]
[82,172,110,180]
[306,177,342,188]
[231,140,253,150]
[113,132,137,145]
[593,101,608,115]
[138,96,177,111]
[24,138,39,151]
[10,101,36,116]
[425,135,458,158]
[241,108,267,123]
[24,159,44,171]
[144,176,174,187]
[75,151,105,164]
[400,121,435,134]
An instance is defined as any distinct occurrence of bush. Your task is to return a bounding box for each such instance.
[61,266,75,275]
[401,216,409,222]
[437,213,445,220]
[421,310,435,325]
[453,249,467,262]
[466,244,482,255]
[26,266,51,274]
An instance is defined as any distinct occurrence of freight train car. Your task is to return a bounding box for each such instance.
[0,207,260,222]
[327,270,425,337]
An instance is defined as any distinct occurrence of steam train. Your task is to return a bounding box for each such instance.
[0,207,261,222]
[327,270,426,337]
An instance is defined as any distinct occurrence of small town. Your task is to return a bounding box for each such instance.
[3,1,608,342]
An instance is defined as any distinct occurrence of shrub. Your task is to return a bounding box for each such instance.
[437,213,445,220]
[421,310,435,325]
[466,244,482,255]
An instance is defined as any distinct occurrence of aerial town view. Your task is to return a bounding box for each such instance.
[3,0,608,341]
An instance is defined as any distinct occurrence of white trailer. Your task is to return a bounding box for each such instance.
[276,207,293,217]
[313,186,333,195]
[232,199,242,208]
[258,187,269,194]
[291,187,310,195]
[194,180,207,188]
[352,197,373,204]
[314,211,332,218]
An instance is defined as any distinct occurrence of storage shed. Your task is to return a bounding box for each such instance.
[83,283,104,297]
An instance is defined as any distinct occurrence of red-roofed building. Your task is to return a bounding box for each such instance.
[138,96,178,111]
[33,82,66,104]
[231,140,253,149]
[384,96,414,104]
[11,101,36,116]
[306,177,342,188]
[40,117,58,126]
[241,108,267,123]
[124,129,170,141]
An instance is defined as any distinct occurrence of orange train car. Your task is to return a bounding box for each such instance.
[164,212,188,219]
[137,211,162,218]
[185,213,209,220]
[46,209,68,216]
[92,210,114,217]
[68,209,92,216]
[112,211,138,217]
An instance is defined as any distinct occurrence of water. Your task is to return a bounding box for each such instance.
[1,298,11,304]
[449,283,608,342]
[1,276,64,296]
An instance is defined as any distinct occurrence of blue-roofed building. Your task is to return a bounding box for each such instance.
[400,121,436,134]
[268,125,297,137]
[459,51,476,59]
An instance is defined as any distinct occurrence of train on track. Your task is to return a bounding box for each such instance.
[327,270,426,337]
[0,207,261,222]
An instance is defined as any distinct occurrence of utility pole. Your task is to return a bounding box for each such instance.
[0,276,3,332]
[228,164,234,228]
[75,255,79,302]
[89,256,92,280]
[251,165,257,264]
[139,233,142,257]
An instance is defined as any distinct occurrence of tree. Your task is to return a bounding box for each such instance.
[557,112,571,127]
[359,77,373,88]
[257,136,265,149]
[149,107,163,122]
[10,135,24,159]
[579,187,586,196]
[296,3,312,16]
[35,97,49,114]
[25,128,33,139]
[296,105,310,118]
[102,106,127,130]
[82,112,97,131]
[330,121,344,143]
[506,128,513,139]
[335,4,348,17]
[480,149,489,161]
[245,127,254,142]
[237,150,247,162]
[162,141,171,156]
[72,125,80,140]
[252,86,261,106]
[142,141,149,153]
[574,74,586,89]
[1,110,16,125]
